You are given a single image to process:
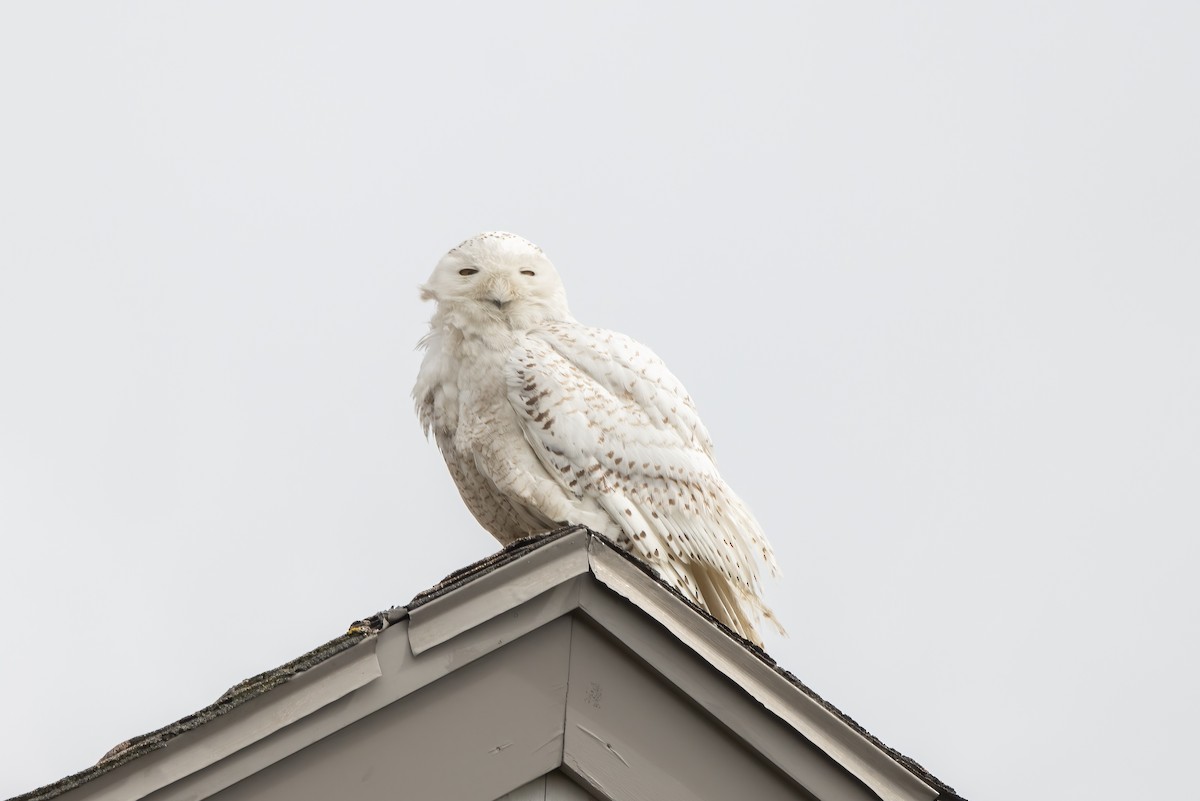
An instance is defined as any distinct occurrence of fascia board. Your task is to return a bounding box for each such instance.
[64,638,382,801]
[186,619,575,801]
[574,581,876,801]
[144,579,586,801]
[407,529,591,655]
[585,540,939,801]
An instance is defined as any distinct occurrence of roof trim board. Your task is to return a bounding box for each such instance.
[200,618,575,801]
[584,540,939,801]
[574,580,876,801]
[46,638,382,801]
[133,590,585,801]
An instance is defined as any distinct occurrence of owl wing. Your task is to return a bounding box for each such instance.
[505,320,779,640]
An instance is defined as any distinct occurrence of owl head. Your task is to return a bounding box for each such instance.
[421,232,572,331]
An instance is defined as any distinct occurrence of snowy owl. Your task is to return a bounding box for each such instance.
[413,232,781,644]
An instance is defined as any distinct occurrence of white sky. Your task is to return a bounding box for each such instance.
[2,4,1197,799]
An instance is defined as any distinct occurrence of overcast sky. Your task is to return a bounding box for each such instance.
[2,3,1197,799]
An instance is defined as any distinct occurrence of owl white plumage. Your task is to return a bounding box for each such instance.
[413,232,781,644]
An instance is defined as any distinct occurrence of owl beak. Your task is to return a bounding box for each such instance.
[484,279,516,310]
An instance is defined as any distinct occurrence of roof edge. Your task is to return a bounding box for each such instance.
[8,528,964,801]
[584,537,941,801]
[10,632,382,801]
[407,527,591,654]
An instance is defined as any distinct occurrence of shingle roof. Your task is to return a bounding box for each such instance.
[9,526,965,801]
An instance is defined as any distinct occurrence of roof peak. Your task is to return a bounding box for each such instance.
[10,527,963,801]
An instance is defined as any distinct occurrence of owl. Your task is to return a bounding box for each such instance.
[413,232,781,644]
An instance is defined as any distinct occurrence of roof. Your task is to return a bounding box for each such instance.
[10,527,966,801]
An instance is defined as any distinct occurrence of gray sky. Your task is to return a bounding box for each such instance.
[2,3,1197,799]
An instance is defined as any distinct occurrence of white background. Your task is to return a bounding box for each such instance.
[2,4,1197,799]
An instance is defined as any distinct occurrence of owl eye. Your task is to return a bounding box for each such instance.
[520,270,536,276]
[459,268,479,276]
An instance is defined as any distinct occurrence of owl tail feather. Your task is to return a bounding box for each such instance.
[689,563,789,648]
